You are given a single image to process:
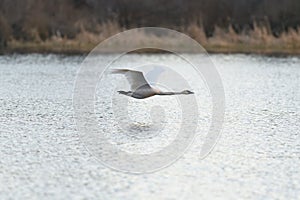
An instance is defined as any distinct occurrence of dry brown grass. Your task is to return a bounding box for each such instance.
[186,22,207,44]
[5,20,300,54]
[206,21,300,54]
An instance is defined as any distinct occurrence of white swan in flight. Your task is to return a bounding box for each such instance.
[111,69,194,99]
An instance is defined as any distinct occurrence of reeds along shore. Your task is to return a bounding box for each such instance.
[1,20,300,55]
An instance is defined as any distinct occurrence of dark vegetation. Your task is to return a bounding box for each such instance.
[0,0,300,54]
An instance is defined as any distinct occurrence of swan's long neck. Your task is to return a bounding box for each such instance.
[157,91,183,95]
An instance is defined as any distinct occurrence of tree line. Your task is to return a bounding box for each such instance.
[0,0,300,49]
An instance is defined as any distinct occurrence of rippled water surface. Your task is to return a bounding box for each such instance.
[0,54,299,199]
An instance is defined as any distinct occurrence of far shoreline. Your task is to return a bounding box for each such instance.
[2,43,300,56]
[2,22,300,57]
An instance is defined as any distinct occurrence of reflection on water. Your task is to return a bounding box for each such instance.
[0,54,299,199]
[125,122,160,139]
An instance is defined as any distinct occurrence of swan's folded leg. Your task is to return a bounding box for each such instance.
[117,91,133,97]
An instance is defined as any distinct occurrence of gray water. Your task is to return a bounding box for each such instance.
[0,54,299,199]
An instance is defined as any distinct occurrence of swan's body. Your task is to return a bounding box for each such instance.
[111,69,194,99]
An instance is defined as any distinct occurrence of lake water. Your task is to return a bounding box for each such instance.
[0,54,299,199]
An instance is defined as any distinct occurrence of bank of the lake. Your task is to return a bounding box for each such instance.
[3,40,300,55]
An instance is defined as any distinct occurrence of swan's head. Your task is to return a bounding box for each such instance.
[181,90,194,94]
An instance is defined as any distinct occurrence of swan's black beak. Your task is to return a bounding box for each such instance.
[183,90,194,94]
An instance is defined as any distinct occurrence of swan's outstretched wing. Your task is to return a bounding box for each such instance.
[111,69,152,91]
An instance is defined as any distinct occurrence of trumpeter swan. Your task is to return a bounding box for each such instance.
[111,69,193,99]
